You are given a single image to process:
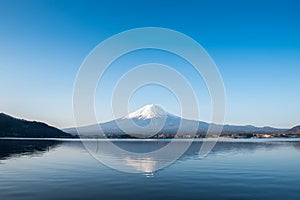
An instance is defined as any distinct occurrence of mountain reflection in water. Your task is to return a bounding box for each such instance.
[0,139,61,161]
[1,139,300,173]
[1,139,300,200]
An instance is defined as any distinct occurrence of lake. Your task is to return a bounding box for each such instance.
[1,138,300,200]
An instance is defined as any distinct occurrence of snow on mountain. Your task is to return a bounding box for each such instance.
[123,104,167,119]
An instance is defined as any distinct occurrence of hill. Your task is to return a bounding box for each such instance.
[0,113,73,138]
[285,126,300,135]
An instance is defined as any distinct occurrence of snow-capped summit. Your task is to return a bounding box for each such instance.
[124,104,167,119]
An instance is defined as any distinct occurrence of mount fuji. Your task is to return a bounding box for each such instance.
[64,104,284,137]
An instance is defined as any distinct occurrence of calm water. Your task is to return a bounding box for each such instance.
[1,138,300,200]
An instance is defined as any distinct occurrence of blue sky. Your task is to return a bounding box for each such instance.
[0,0,299,128]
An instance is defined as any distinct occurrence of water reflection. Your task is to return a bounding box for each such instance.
[0,139,61,161]
[124,156,157,174]
[1,139,300,200]
[83,139,300,174]
[1,139,300,174]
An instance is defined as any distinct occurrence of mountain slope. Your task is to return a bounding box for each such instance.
[64,104,285,137]
[0,113,73,138]
[285,126,300,135]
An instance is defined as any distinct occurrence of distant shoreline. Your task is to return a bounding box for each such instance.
[1,137,300,142]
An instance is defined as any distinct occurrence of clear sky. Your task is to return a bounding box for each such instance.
[0,0,299,128]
